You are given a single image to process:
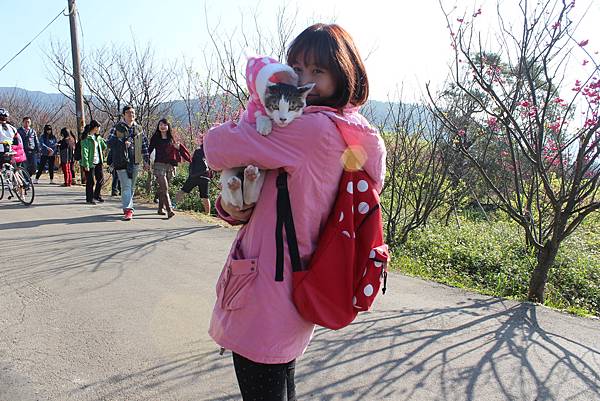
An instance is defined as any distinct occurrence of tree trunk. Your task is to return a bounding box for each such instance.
[527,241,558,303]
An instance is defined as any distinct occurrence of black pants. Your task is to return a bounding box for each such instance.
[36,155,56,180]
[24,151,37,176]
[111,169,120,194]
[232,353,296,401]
[85,163,104,202]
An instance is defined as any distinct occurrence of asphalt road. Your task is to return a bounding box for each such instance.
[1,180,599,401]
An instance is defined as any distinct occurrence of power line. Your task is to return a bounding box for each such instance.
[0,7,66,74]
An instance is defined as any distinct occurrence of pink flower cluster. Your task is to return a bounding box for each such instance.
[487,116,500,132]
[548,119,562,133]
[542,138,563,167]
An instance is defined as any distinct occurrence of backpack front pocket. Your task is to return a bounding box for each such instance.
[218,258,258,311]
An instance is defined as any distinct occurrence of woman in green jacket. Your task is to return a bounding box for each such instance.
[80,120,107,204]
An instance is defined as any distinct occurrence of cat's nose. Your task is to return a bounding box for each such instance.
[280,118,287,123]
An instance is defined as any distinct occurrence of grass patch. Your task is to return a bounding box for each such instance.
[393,216,600,317]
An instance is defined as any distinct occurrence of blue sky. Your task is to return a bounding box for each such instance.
[2,0,599,102]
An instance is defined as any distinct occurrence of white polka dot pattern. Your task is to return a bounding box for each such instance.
[363,284,374,297]
[346,181,353,194]
[357,180,369,192]
[358,202,369,214]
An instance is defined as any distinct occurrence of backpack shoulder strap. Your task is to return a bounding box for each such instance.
[275,168,302,281]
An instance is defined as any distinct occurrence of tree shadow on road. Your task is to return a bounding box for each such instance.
[56,300,600,401]
[298,299,600,400]
[0,224,222,294]
[67,346,240,401]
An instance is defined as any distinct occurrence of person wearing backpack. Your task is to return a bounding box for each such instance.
[174,135,211,214]
[106,106,150,221]
[203,24,386,400]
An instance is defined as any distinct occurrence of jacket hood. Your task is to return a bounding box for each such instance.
[245,56,298,122]
[306,106,386,193]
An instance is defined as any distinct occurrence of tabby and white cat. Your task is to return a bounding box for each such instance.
[220,82,314,209]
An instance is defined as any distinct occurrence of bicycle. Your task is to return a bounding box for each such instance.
[0,144,35,205]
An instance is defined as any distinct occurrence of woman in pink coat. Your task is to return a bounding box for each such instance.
[204,24,386,400]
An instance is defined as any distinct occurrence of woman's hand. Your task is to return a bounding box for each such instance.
[221,199,254,222]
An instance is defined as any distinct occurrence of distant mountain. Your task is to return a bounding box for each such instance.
[0,87,424,131]
[0,87,68,108]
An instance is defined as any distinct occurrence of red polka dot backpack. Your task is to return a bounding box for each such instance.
[275,164,389,330]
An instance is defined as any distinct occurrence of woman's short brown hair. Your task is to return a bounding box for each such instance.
[287,23,369,110]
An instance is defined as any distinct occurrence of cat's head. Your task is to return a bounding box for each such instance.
[263,82,315,127]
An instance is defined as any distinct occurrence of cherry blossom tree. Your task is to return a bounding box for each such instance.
[429,0,600,303]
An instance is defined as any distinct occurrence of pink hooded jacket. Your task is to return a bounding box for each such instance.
[12,133,26,163]
[204,105,386,364]
[243,56,299,124]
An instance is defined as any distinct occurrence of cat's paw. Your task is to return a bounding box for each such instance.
[227,176,242,191]
[244,165,260,181]
[256,115,272,136]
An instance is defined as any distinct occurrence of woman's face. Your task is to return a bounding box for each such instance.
[292,58,336,106]
[91,127,99,134]
[159,122,169,133]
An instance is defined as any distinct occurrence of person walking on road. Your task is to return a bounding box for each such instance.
[148,118,179,219]
[80,120,106,204]
[106,106,150,221]
[175,135,211,214]
[35,124,58,184]
[17,117,39,176]
[58,127,76,187]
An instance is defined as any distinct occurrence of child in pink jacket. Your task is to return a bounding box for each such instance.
[204,23,386,400]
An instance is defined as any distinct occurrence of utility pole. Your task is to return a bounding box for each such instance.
[67,0,84,132]
[67,0,85,183]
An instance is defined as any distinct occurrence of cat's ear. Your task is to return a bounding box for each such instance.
[266,82,277,92]
[298,83,315,99]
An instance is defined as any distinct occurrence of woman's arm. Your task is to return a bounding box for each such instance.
[203,113,336,171]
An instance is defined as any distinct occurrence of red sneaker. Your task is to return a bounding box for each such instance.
[123,209,133,221]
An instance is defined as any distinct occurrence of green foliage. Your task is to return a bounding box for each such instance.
[394,215,600,316]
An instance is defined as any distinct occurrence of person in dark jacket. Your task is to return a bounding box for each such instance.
[175,134,211,214]
[58,128,75,186]
[17,117,39,176]
[35,124,58,184]
[106,105,150,221]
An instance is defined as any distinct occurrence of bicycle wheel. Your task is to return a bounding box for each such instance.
[0,172,4,200]
[13,167,34,205]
